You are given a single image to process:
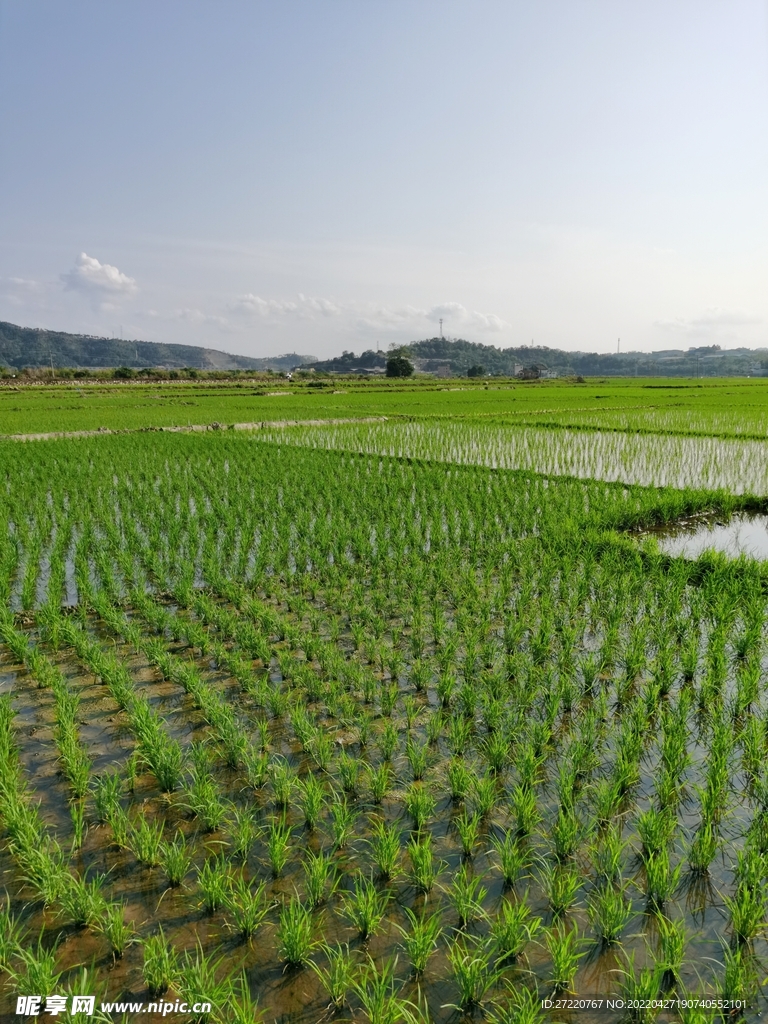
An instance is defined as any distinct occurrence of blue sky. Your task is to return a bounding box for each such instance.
[1,1,767,358]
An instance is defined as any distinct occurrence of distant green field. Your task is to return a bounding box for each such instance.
[3,376,768,436]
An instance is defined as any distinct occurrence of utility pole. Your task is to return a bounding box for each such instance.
[439,319,443,339]
[617,338,620,354]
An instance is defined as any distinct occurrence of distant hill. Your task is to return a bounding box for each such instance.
[0,321,315,372]
[305,337,768,378]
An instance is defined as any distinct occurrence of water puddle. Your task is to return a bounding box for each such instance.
[638,511,768,559]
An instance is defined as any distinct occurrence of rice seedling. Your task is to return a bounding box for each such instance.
[341,872,391,940]
[96,902,135,960]
[720,942,758,1007]
[587,882,632,946]
[447,758,471,801]
[404,783,435,832]
[687,823,719,876]
[266,817,293,878]
[330,798,358,850]
[724,882,767,944]
[490,829,531,887]
[368,819,403,880]
[303,848,338,908]
[408,834,440,894]
[486,985,546,1024]
[177,943,234,1022]
[58,872,108,929]
[455,809,482,858]
[196,856,232,914]
[655,915,686,984]
[617,955,664,1022]
[541,861,581,919]
[489,895,542,963]
[369,762,393,804]
[226,876,270,940]
[226,805,259,862]
[10,932,62,997]
[352,955,417,1024]
[446,938,503,1011]
[309,942,358,1011]
[643,850,682,909]
[0,899,25,970]
[142,927,179,996]
[448,862,488,928]
[278,895,316,968]
[227,970,265,1024]
[546,924,586,993]
[128,812,164,867]
[397,906,442,975]
[159,831,193,888]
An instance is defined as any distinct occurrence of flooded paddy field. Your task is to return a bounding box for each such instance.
[1,431,768,1022]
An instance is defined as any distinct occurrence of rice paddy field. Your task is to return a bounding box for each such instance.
[4,379,768,1022]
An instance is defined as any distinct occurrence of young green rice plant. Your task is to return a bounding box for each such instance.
[337,749,363,795]
[378,719,399,761]
[486,985,545,1024]
[341,872,391,941]
[447,937,503,1012]
[447,758,471,801]
[448,862,488,928]
[93,770,121,823]
[448,714,473,757]
[379,682,399,720]
[473,771,499,818]
[546,924,585,993]
[177,943,233,1023]
[368,819,403,881]
[278,895,317,968]
[0,899,24,970]
[587,882,632,946]
[58,872,108,929]
[69,799,86,851]
[426,708,444,745]
[724,882,767,944]
[404,783,435,832]
[510,783,541,837]
[309,942,358,1011]
[403,694,420,731]
[406,737,429,781]
[266,817,293,878]
[10,932,62,998]
[143,926,179,997]
[303,848,338,908]
[408,834,440,894]
[369,762,393,804]
[196,855,232,914]
[636,807,676,863]
[106,802,130,849]
[227,969,265,1024]
[297,772,326,830]
[550,808,583,863]
[128,812,164,867]
[159,831,192,888]
[226,875,270,940]
[331,797,358,850]
[655,915,686,984]
[397,905,442,975]
[352,955,416,1024]
[589,823,627,885]
[490,829,531,887]
[186,773,228,833]
[720,942,758,1007]
[687,823,719,876]
[591,777,623,827]
[490,895,542,964]
[455,809,482,858]
[437,669,456,708]
[540,861,581,919]
[96,901,135,960]
[643,849,682,909]
[617,955,664,1022]
[270,757,297,809]
[227,805,259,862]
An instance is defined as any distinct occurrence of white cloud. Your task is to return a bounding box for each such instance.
[62,253,137,295]
[655,307,761,335]
[231,293,341,318]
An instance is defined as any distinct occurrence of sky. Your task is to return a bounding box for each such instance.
[1,1,767,359]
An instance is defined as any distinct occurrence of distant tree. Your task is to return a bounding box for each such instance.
[113,366,135,379]
[467,364,485,377]
[386,355,414,377]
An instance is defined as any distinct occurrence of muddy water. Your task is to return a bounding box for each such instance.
[638,512,768,560]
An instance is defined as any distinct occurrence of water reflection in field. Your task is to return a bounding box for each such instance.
[640,512,768,559]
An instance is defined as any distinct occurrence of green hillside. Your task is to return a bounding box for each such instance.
[0,321,314,371]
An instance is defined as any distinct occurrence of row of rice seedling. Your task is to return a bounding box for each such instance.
[1,433,768,1018]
